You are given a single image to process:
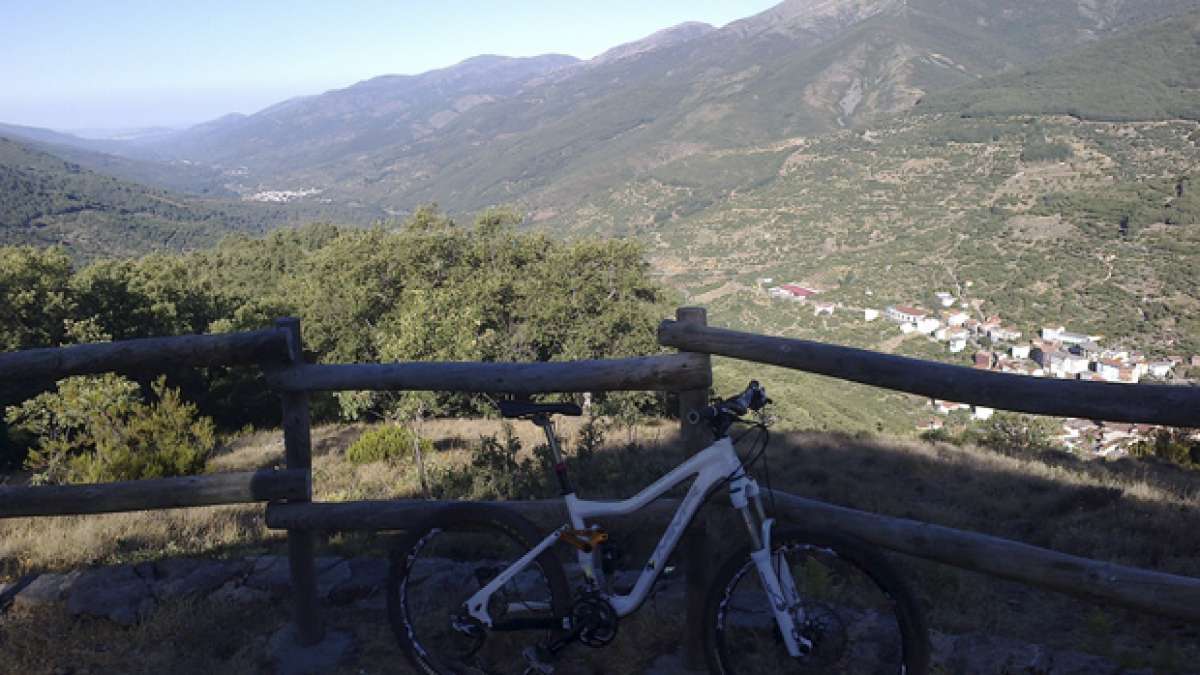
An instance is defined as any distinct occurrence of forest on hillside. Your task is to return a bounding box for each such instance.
[0,207,671,480]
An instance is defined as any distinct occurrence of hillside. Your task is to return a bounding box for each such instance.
[917,9,1200,121]
[2,422,1198,672]
[226,0,1195,220]
[148,54,579,171]
[0,137,380,259]
[0,0,1198,430]
[659,114,1200,341]
[9,0,1185,226]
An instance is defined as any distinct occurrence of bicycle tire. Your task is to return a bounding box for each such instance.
[703,528,929,675]
[388,503,572,675]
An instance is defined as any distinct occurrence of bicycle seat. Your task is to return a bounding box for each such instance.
[497,400,583,419]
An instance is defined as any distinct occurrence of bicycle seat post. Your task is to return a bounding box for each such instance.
[531,412,574,496]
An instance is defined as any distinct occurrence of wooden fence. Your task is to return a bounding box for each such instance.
[1,307,1198,663]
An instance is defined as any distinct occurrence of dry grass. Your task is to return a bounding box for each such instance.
[3,419,1200,671]
[0,505,277,580]
[0,599,276,674]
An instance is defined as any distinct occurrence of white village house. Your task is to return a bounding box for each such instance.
[1148,361,1174,379]
[916,317,942,335]
[944,311,970,327]
[972,406,994,421]
[886,305,929,324]
[1041,326,1099,346]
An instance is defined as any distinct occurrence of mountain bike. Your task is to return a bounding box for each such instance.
[387,382,930,674]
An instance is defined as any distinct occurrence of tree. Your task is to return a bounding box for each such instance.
[1130,429,1200,469]
[976,412,1058,454]
[7,375,215,485]
[0,246,74,350]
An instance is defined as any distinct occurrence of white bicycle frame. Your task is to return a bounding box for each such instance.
[463,433,808,657]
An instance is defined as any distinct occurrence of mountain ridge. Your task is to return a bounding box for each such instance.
[2,0,1199,228]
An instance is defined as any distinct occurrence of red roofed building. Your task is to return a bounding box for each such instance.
[779,284,818,299]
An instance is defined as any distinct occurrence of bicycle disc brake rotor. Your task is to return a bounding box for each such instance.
[795,601,849,666]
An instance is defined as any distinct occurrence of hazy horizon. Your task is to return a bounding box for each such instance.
[0,0,775,131]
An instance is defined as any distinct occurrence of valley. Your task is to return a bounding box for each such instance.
[2,0,1200,433]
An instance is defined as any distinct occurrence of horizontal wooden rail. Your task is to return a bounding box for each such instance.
[0,469,309,518]
[0,328,289,384]
[264,353,712,393]
[659,320,1200,427]
[265,494,1200,623]
[766,491,1200,624]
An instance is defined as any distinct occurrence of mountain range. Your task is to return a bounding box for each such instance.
[3,0,1200,430]
[5,0,1197,224]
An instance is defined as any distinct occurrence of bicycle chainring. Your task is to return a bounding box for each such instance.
[570,594,618,647]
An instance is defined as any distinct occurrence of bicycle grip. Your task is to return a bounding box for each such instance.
[687,406,719,425]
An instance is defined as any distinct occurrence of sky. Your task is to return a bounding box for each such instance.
[0,0,778,133]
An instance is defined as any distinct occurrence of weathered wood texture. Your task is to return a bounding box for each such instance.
[275,318,324,646]
[674,307,713,671]
[265,495,1200,623]
[0,329,287,384]
[768,490,1200,624]
[674,309,713,460]
[659,320,1200,427]
[264,499,664,531]
[264,353,712,393]
[0,469,308,518]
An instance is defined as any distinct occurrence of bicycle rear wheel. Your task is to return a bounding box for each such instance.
[704,528,929,675]
[388,503,571,675]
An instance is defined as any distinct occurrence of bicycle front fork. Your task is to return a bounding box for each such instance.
[729,475,811,657]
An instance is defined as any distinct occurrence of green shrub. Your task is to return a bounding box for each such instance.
[6,375,215,484]
[345,424,432,465]
[1129,429,1200,470]
[429,424,547,500]
[976,413,1058,455]
[1021,139,1073,163]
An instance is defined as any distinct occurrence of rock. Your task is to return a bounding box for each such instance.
[0,577,30,613]
[66,565,154,626]
[211,579,271,607]
[644,650,697,674]
[316,559,351,600]
[931,630,1140,675]
[352,594,386,612]
[244,555,352,600]
[12,570,81,611]
[328,558,387,605]
[267,624,353,675]
[245,555,292,595]
[151,558,248,601]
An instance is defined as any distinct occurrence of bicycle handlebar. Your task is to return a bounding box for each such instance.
[687,380,771,426]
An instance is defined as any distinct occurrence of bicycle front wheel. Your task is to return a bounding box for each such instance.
[704,528,929,675]
[388,503,572,675]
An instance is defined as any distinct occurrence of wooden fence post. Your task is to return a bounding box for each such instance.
[675,307,712,670]
[276,318,324,646]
